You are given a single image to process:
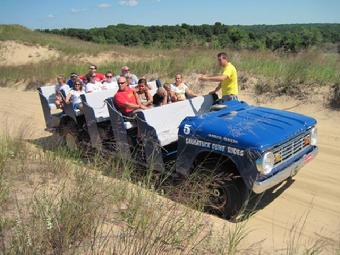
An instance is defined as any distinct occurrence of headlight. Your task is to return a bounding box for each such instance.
[310,127,317,146]
[256,151,275,175]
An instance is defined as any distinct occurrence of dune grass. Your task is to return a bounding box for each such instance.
[1,128,339,254]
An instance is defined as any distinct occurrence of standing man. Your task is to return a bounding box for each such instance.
[199,52,238,101]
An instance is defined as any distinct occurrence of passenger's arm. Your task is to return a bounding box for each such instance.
[185,87,197,98]
[145,90,153,106]
[124,102,145,110]
[161,93,168,105]
[65,92,72,104]
[170,91,177,102]
[210,83,221,94]
[133,90,147,109]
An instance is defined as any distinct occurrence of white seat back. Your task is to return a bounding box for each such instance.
[39,85,57,109]
[147,80,158,96]
[82,89,118,121]
[141,95,214,146]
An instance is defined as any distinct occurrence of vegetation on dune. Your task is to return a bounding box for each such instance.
[0,126,339,254]
[41,23,340,52]
[0,25,340,106]
[0,24,154,56]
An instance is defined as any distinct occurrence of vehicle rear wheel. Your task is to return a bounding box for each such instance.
[61,121,80,151]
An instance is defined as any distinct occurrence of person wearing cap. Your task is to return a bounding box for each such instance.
[67,73,81,89]
[116,66,138,85]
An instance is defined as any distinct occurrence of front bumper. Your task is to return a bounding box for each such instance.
[252,146,318,194]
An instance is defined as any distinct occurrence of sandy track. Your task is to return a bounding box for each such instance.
[0,87,339,253]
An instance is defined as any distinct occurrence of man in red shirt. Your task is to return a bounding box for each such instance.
[114,76,147,116]
[80,64,105,83]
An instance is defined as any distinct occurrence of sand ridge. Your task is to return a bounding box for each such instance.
[0,40,60,66]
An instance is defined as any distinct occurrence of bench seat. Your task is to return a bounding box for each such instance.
[137,95,214,147]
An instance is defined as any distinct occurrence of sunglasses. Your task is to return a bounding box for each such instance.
[75,83,81,85]
[90,67,96,70]
[118,82,126,85]
[106,75,113,78]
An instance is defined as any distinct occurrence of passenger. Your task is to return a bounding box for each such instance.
[153,83,177,106]
[101,71,118,90]
[116,66,138,85]
[80,64,105,84]
[55,75,70,109]
[135,78,153,107]
[67,72,80,89]
[114,76,147,117]
[171,74,197,101]
[65,80,85,110]
[85,73,102,93]
[198,52,238,101]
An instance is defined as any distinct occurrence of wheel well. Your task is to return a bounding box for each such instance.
[60,116,76,127]
[192,151,240,176]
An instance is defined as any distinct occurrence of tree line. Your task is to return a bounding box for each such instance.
[40,23,340,52]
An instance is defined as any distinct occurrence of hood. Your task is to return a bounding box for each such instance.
[183,101,317,152]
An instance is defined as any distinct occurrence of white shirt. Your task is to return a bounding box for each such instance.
[85,81,102,93]
[70,90,85,104]
[101,80,118,91]
[55,83,70,95]
[171,83,188,100]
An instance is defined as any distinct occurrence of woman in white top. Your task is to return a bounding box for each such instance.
[85,73,102,93]
[65,80,85,110]
[170,74,197,101]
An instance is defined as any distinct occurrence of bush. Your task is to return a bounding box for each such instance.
[329,82,340,108]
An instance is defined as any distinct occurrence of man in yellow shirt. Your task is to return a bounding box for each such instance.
[199,52,238,101]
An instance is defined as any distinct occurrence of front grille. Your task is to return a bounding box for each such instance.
[273,131,311,166]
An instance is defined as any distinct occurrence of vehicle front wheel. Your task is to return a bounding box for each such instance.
[196,158,249,221]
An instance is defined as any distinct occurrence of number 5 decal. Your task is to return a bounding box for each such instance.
[183,124,191,135]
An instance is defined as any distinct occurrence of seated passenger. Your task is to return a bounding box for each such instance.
[171,74,197,101]
[116,66,138,85]
[65,80,85,110]
[114,77,147,117]
[135,79,153,107]
[153,83,177,106]
[85,73,102,93]
[80,64,105,84]
[67,72,80,89]
[100,71,118,90]
[55,75,70,109]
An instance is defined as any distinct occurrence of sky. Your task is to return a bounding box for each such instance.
[0,0,339,29]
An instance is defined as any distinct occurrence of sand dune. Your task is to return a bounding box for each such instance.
[0,41,59,66]
[0,87,339,253]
